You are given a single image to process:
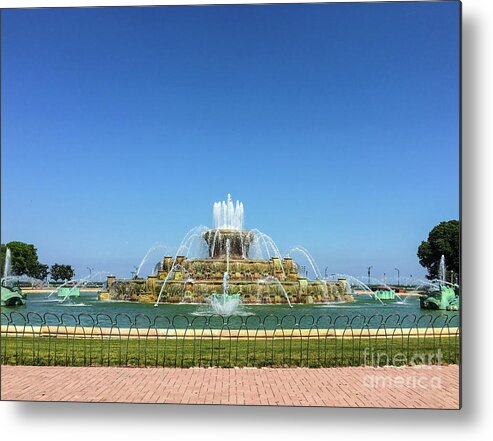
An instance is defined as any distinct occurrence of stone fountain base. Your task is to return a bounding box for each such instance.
[100,256,354,305]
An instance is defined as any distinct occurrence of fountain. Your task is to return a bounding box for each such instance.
[419,256,459,311]
[207,292,242,315]
[286,246,322,279]
[420,284,458,310]
[373,288,396,301]
[204,238,245,315]
[46,271,109,303]
[438,254,446,282]
[1,248,26,306]
[100,194,353,306]
[185,230,249,316]
[3,248,11,280]
[135,243,169,278]
[328,273,384,304]
[47,278,81,301]
[56,282,82,302]
[257,276,293,307]
[371,278,404,302]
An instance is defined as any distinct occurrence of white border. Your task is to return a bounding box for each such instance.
[2,0,493,439]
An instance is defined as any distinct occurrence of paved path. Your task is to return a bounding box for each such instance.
[1,365,459,409]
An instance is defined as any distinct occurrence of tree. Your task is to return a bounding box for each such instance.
[50,263,75,282]
[32,263,50,281]
[417,220,460,281]
[62,265,75,281]
[50,264,63,282]
[1,241,41,278]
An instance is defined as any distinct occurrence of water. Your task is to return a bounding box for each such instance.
[370,277,404,302]
[175,225,209,258]
[1,291,459,329]
[200,293,246,316]
[153,225,211,305]
[47,279,77,298]
[257,276,293,307]
[224,238,231,293]
[152,261,162,276]
[213,193,244,230]
[438,255,446,282]
[135,243,169,277]
[329,273,385,305]
[204,238,247,316]
[250,229,284,261]
[47,271,110,302]
[286,246,322,279]
[3,248,12,281]
[142,195,330,312]
[154,263,189,305]
[67,195,457,327]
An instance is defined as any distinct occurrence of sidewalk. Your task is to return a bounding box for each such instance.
[1,364,459,409]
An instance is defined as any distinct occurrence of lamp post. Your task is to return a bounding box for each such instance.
[86,267,94,278]
[324,267,329,278]
[394,268,400,286]
[367,266,372,286]
[383,272,386,284]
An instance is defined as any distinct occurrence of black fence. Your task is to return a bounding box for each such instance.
[1,312,460,368]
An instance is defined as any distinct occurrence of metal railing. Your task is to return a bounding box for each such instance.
[1,312,460,368]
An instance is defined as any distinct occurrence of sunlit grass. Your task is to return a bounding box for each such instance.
[1,334,459,368]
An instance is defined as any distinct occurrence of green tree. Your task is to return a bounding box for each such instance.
[50,264,63,282]
[32,263,50,281]
[1,241,41,278]
[417,220,460,280]
[61,265,75,281]
[50,263,75,282]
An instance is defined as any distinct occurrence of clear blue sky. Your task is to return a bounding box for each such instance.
[1,2,460,281]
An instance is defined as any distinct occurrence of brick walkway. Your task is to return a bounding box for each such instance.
[1,365,459,409]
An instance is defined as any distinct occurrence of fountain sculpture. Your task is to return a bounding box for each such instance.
[99,195,353,305]
[419,255,459,311]
[1,248,26,306]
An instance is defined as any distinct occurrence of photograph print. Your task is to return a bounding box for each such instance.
[1,0,460,409]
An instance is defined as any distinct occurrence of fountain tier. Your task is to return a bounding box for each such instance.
[203,229,254,259]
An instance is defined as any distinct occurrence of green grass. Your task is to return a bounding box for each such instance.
[1,334,460,368]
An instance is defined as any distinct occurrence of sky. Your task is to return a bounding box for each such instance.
[1,2,460,282]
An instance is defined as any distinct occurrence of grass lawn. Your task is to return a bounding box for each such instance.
[1,334,460,368]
